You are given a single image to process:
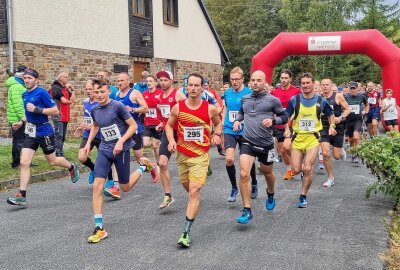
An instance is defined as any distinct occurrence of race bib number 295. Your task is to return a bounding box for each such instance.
[183,126,204,142]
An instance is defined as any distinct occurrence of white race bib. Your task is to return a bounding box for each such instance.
[146,108,157,118]
[100,124,121,142]
[299,119,315,132]
[25,122,36,137]
[229,111,239,122]
[84,116,93,126]
[267,149,276,163]
[368,97,376,104]
[159,105,171,118]
[183,126,204,142]
[350,105,360,114]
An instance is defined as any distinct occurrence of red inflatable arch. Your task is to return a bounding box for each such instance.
[251,29,400,102]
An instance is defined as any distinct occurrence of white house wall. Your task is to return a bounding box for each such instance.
[12,0,130,55]
[153,0,222,65]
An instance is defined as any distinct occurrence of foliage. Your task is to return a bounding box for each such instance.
[352,132,400,200]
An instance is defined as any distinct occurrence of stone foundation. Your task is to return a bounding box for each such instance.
[0,42,224,137]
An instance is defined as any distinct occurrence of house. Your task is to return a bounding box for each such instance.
[0,0,229,136]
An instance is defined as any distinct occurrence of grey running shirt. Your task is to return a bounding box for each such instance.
[91,100,134,152]
[237,91,285,146]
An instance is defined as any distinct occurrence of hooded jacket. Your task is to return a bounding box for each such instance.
[6,76,26,124]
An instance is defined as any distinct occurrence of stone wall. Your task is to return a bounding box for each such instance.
[0,42,224,137]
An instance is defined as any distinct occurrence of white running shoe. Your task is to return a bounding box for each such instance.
[341,149,347,161]
[323,177,335,187]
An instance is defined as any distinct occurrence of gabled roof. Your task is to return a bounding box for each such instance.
[197,0,230,65]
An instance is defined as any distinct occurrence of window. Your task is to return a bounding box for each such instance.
[165,60,175,79]
[133,0,145,17]
[163,0,178,26]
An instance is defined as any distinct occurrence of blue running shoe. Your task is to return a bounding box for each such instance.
[104,179,114,189]
[236,208,253,224]
[88,171,95,185]
[69,162,80,183]
[297,196,308,208]
[265,196,276,211]
[251,185,258,199]
[7,192,27,206]
[228,188,238,202]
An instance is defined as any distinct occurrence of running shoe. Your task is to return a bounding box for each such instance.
[159,196,175,209]
[88,171,95,185]
[139,157,153,172]
[88,226,108,243]
[274,155,282,163]
[228,188,239,202]
[177,233,190,248]
[104,179,114,189]
[69,162,80,183]
[297,196,308,208]
[283,169,293,181]
[323,177,335,187]
[251,185,258,199]
[7,192,27,206]
[207,165,212,176]
[300,172,304,180]
[236,208,253,224]
[265,196,276,211]
[318,162,325,170]
[104,186,121,200]
[150,163,160,183]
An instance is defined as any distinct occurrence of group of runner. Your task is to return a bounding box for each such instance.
[5,66,398,248]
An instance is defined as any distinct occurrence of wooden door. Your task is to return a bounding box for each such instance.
[133,62,147,82]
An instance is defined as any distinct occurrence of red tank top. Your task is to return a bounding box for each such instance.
[158,88,178,127]
[177,100,211,157]
[143,88,163,126]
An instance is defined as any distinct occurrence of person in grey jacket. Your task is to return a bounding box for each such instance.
[233,70,288,225]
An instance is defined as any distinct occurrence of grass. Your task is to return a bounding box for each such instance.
[382,204,400,270]
[0,137,97,181]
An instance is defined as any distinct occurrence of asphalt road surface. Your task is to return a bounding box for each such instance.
[0,148,393,270]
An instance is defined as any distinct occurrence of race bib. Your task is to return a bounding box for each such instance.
[299,119,315,132]
[100,124,121,142]
[183,126,204,142]
[267,149,276,163]
[25,122,36,137]
[349,105,360,114]
[229,111,239,122]
[368,97,376,104]
[159,105,171,118]
[387,108,396,114]
[84,116,93,126]
[146,108,157,118]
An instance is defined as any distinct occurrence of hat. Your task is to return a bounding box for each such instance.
[15,65,28,73]
[156,70,173,80]
[348,81,358,89]
[24,68,39,78]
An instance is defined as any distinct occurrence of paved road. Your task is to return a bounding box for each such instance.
[0,149,393,270]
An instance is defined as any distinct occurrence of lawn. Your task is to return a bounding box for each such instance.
[0,137,97,181]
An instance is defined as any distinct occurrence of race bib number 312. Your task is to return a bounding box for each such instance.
[299,119,315,132]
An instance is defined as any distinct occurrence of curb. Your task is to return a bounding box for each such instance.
[0,153,153,191]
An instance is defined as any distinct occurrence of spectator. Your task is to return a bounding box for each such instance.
[97,70,118,99]
[50,72,76,157]
[6,65,28,168]
[134,70,149,93]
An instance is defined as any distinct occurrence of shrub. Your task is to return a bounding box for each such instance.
[353,132,400,200]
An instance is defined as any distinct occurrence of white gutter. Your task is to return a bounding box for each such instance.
[6,0,13,73]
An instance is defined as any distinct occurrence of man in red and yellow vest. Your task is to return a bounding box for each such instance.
[166,72,222,248]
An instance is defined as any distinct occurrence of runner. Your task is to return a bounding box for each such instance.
[142,75,163,164]
[84,79,156,243]
[223,67,259,202]
[233,70,288,224]
[381,89,399,132]
[319,78,350,187]
[345,81,369,163]
[106,72,150,199]
[7,68,80,206]
[365,81,381,137]
[270,69,301,180]
[155,70,187,209]
[285,73,335,208]
[165,72,222,247]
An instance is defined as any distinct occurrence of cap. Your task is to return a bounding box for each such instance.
[15,66,28,73]
[348,81,358,89]
[24,68,39,78]
[156,70,173,80]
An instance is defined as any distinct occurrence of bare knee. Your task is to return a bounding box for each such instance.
[159,158,169,170]
[93,179,105,192]
[189,187,201,199]
[240,169,250,181]
[226,156,234,166]
[303,164,313,175]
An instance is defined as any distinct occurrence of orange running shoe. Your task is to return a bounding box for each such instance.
[104,186,121,200]
[283,170,293,181]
